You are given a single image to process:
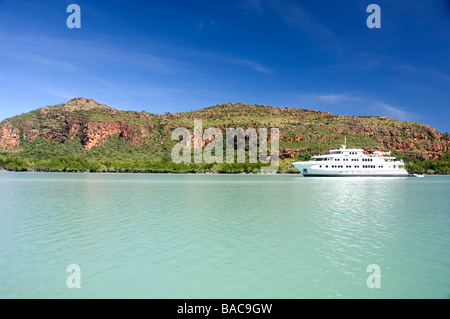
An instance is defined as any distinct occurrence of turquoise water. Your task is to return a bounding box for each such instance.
[0,172,449,299]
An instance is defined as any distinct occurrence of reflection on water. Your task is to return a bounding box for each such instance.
[0,173,449,298]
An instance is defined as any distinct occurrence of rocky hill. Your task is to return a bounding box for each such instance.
[1,97,449,173]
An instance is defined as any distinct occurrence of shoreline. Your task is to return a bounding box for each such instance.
[0,168,299,174]
[1,167,449,175]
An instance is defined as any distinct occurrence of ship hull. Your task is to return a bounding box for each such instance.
[300,174,410,177]
[292,162,410,177]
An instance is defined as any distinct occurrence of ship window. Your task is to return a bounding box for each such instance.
[326,165,328,168]
[319,165,322,168]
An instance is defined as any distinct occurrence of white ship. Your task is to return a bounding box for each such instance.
[292,137,410,177]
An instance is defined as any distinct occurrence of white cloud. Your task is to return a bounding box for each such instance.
[316,94,363,103]
[0,32,191,75]
[292,91,419,122]
[239,0,264,15]
[373,101,416,121]
[199,52,273,73]
[221,56,272,73]
[239,0,343,53]
[198,19,217,29]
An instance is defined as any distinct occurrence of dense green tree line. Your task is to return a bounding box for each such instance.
[0,155,271,173]
[1,151,449,174]
[403,152,450,174]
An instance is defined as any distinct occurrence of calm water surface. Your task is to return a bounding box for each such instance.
[0,172,449,298]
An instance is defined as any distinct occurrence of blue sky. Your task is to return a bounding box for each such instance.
[1,0,449,132]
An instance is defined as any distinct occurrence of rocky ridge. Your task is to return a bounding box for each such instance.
[0,98,448,161]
